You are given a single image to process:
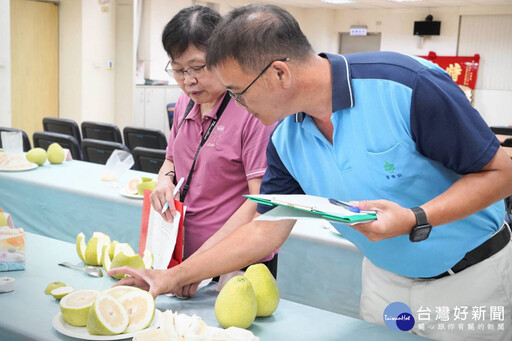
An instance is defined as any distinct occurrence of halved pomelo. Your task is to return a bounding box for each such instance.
[103,286,140,300]
[118,289,155,333]
[87,294,129,335]
[60,289,100,327]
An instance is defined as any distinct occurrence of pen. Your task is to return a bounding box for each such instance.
[328,198,361,213]
[161,177,185,214]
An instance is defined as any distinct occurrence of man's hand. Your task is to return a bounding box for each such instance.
[108,267,176,298]
[348,200,416,242]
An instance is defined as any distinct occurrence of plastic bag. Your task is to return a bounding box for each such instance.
[1,131,23,154]
[101,150,134,181]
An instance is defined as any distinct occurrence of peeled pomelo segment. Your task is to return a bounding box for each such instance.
[102,286,140,300]
[76,233,86,263]
[118,289,155,333]
[127,178,142,194]
[60,289,100,327]
[87,294,129,335]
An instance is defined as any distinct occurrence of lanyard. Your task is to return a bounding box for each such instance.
[176,93,231,202]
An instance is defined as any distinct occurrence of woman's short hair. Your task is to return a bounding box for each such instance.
[162,5,221,60]
[206,4,314,72]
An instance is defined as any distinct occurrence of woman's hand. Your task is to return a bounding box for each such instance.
[150,176,178,222]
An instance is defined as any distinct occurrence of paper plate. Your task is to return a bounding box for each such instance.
[0,162,38,172]
[119,187,143,200]
[52,309,161,340]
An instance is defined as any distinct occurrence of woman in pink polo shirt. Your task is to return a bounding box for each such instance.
[149,5,277,294]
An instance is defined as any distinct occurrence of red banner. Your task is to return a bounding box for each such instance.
[418,51,480,90]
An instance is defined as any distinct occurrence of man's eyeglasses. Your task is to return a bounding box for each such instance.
[227,57,289,106]
[165,61,207,81]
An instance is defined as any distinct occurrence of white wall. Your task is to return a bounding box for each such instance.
[81,0,117,124]
[0,0,11,127]
[115,0,135,131]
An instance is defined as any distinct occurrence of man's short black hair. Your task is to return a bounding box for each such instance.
[162,5,221,60]
[206,4,314,73]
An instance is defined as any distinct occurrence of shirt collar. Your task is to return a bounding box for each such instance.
[294,52,354,123]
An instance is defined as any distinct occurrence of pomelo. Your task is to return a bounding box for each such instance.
[87,294,129,335]
[60,289,100,327]
[118,289,155,333]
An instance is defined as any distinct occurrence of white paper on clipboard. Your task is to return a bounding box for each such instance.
[145,205,180,270]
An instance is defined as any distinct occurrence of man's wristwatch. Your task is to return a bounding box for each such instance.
[409,207,432,242]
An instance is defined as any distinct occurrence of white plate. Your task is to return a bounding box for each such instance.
[119,187,143,200]
[0,162,38,172]
[52,309,161,340]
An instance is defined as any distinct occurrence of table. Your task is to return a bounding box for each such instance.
[0,159,365,318]
[0,159,151,248]
[278,220,363,318]
[0,232,430,341]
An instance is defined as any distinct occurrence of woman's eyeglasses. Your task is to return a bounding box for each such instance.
[165,61,207,81]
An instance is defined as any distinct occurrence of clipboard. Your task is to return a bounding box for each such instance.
[139,190,184,269]
[245,194,377,223]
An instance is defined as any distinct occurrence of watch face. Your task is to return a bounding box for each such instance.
[410,225,432,242]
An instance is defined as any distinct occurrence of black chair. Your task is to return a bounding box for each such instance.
[81,121,122,143]
[490,126,512,136]
[167,103,176,130]
[132,146,167,174]
[0,127,31,152]
[123,127,167,151]
[81,138,131,165]
[33,131,82,160]
[43,117,82,146]
[503,138,512,147]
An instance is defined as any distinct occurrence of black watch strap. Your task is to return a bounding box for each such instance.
[410,206,432,242]
[411,206,428,226]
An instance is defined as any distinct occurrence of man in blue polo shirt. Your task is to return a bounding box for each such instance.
[109,4,512,340]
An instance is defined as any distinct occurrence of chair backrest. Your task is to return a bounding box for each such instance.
[167,103,176,130]
[490,126,512,136]
[132,146,166,174]
[81,121,122,143]
[123,126,167,151]
[0,127,31,152]
[81,138,130,165]
[43,117,82,145]
[33,131,82,160]
[503,138,512,147]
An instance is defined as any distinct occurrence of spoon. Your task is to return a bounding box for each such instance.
[58,262,103,278]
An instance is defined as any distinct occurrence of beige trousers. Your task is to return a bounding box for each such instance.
[360,239,512,341]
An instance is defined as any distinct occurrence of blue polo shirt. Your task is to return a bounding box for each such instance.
[258,51,503,278]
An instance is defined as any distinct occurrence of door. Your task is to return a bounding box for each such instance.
[11,0,59,144]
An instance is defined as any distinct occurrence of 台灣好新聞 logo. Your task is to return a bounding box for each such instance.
[383,302,415,331]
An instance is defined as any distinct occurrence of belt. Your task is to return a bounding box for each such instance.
[427,224,511,280]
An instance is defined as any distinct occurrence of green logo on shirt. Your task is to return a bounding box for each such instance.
[384,162,395,174]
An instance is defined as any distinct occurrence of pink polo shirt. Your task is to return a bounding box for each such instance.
[166,93,277,260]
